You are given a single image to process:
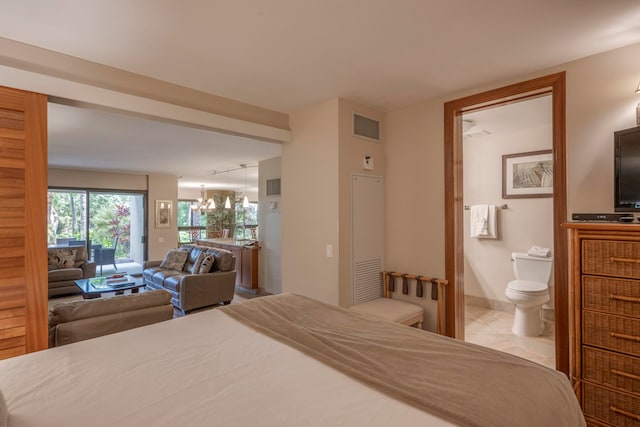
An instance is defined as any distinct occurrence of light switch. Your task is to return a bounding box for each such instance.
[326,244,333,258]
[159,237,164,243]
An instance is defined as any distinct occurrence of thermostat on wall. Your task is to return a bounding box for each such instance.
[363,155,374,170]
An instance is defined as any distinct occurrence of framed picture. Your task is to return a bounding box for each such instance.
[155,200,172,228]
[502,150,553,199]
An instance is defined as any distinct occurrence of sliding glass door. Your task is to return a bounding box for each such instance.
[48,188,146,275]
[47,189,87,245]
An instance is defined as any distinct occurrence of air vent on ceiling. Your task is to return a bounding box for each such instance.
[266,178,281,196]
[353,113,380,142]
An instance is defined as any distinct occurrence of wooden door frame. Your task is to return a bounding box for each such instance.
[443,72,568,375]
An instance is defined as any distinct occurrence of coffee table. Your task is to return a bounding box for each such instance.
[74,275,145,299]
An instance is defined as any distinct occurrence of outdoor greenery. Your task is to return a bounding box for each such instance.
[178,192,258,241]
[48,191,132,259]
[206,191,236,233]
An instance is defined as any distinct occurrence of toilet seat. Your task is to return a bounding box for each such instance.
[507,279,548,296]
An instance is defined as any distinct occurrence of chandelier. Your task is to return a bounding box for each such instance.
[191,185,215,214]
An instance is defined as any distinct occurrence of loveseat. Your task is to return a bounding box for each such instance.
[48,245,96,297]
[143,244,236,312]
[48,289,173,347]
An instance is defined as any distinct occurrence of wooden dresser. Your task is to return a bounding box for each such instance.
[565,223,640,426]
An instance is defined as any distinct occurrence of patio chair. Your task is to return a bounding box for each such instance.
[94,235,119,275]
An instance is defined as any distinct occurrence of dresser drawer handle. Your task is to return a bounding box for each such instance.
[610,256,640,264]
[610,294,640,304]
[612,368,640,381]
[610,332,640,342]
[610,406,640,421]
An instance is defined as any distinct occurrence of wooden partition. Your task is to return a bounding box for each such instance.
[0,86,48,359]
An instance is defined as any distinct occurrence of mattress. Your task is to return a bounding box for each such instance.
[0,293,585,426]
[1,304,445,426]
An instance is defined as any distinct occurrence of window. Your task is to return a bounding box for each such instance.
[48,188,146,272]
[235,199,258,240]
[177,200,206,243]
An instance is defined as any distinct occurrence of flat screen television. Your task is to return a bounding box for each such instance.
[614,126,640,212]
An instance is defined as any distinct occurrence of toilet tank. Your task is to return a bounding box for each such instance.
[511,252,553,283]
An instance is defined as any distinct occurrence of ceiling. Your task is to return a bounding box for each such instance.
[48,103,281,192]
[3,1,640,188]
[463,95,552,138]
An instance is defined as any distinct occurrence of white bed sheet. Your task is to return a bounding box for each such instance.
[1,309,451,427]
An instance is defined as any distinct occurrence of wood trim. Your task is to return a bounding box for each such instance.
[24,91,47,352]
[443,72,569,375]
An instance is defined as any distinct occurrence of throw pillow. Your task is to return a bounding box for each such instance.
[159,250,189,271]
[198,254,215,274]
[60,254,76,268]
[47,249,77,270]
[189,252,206,274]
[47,251,59,270]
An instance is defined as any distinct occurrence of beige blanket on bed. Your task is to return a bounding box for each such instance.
[221,293,585,427]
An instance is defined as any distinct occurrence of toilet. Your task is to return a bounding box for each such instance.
[505,252,553,337]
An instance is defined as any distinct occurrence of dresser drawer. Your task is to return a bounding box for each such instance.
[583,311,640,356]
[584,347,640,395]
[583,240,640,279]
[583,382,640,426]
[584,276,640,318]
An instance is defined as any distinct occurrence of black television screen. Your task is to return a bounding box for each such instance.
[614,126,640,212]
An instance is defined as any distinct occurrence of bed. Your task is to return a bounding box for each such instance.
[0,293,585,426]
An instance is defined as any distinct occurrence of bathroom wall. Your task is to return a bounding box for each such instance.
[463,103,553,310]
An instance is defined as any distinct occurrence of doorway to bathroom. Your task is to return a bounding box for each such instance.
[461,95,555,368]
[443,72,568,374]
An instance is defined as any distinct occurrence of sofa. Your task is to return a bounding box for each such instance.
[143,244,236,312]
[48,289,173,347]
[47,245,96,297]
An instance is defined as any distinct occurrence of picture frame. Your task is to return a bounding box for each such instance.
[155,200,172,228]
[502,150,553,199]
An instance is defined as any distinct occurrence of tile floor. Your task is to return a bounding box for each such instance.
[464,305,556,369]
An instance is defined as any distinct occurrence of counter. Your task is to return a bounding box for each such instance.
[196,238,259,290]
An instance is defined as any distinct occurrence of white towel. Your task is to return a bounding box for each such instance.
[470,205,497,239]
[528,245,551,257]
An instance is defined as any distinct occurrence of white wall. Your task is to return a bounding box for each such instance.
[282,99,340,304]
[259,156,282,294]
[383,101,446,331]
[338,99,385,306]
[463,123,553,306]
[384,42,640,331]
[146,173,179,260]
[48,168,147,190]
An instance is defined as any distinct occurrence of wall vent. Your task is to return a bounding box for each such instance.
[266,178,281,196]
[353,113,380,142]
[353,258,383,304]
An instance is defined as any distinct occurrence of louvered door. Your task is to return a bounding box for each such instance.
[0,86,47,359]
